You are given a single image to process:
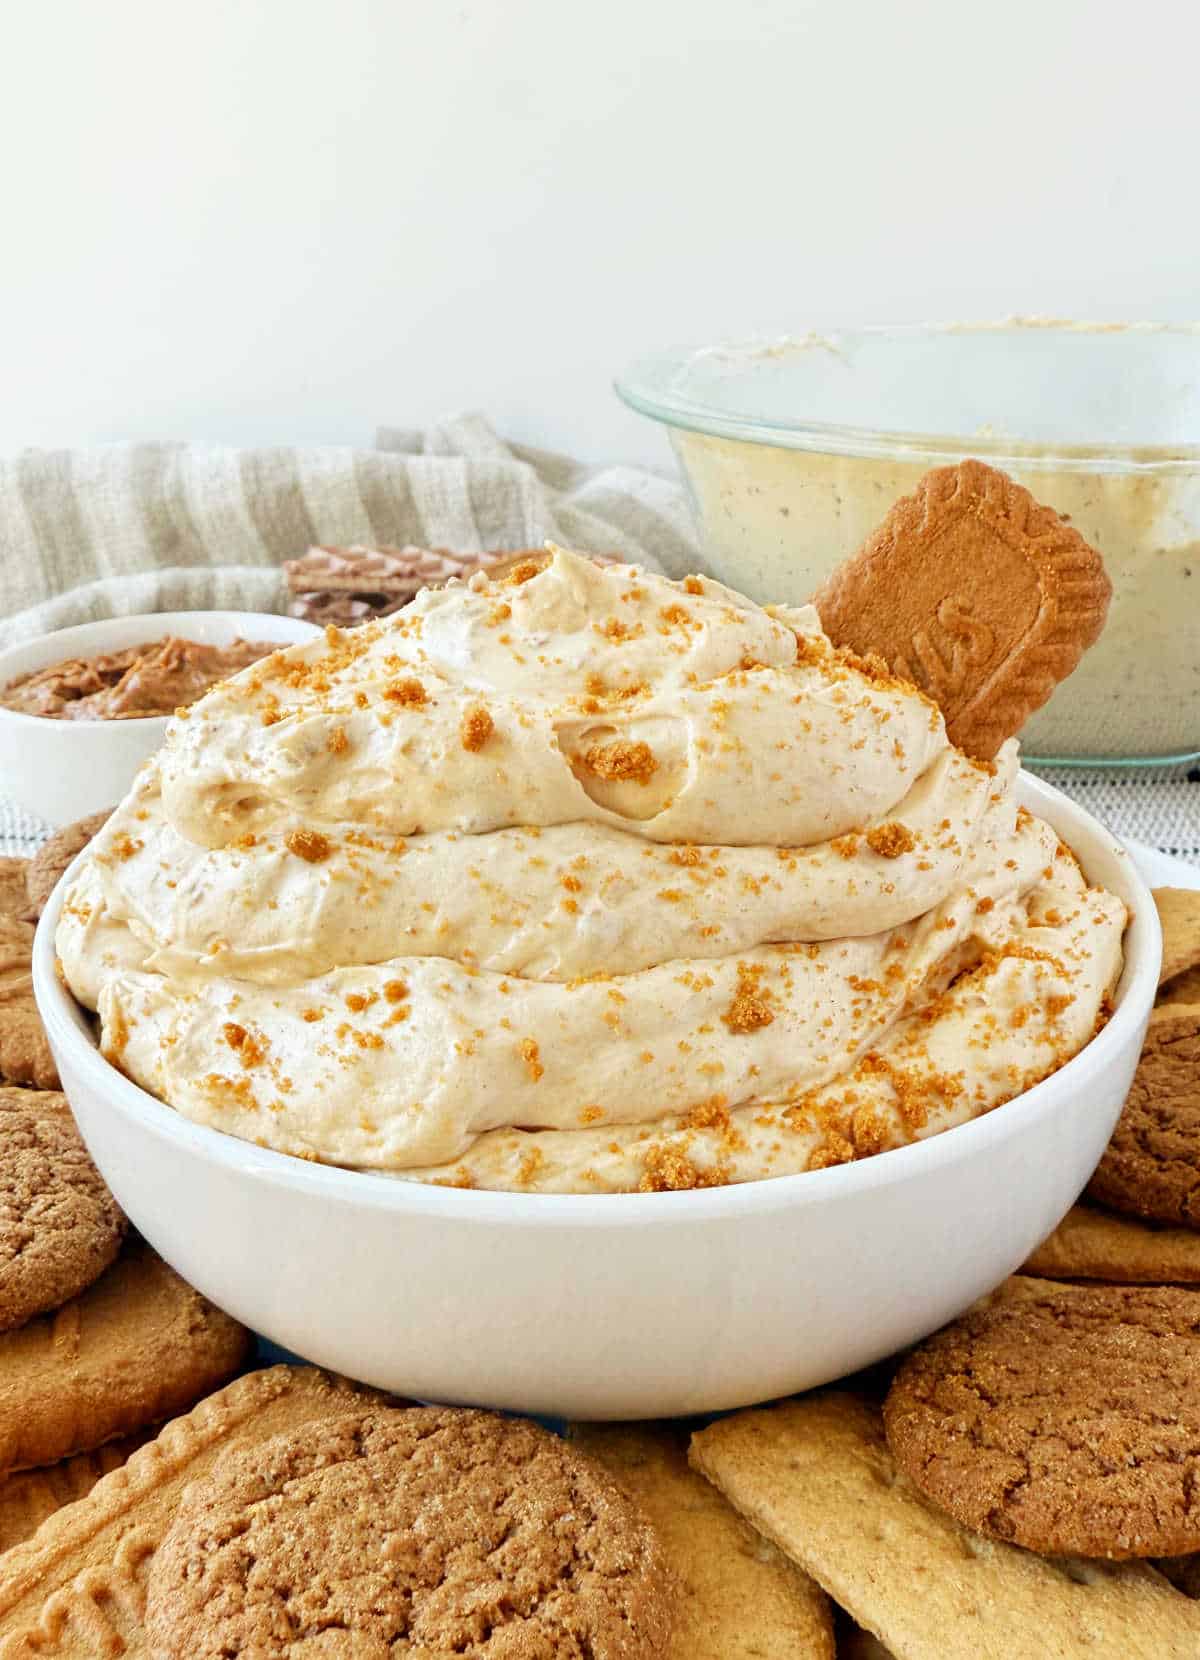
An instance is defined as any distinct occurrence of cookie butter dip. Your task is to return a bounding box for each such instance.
[58,549,1127,1193]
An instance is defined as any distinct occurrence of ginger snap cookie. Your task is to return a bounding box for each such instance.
[0,1367,393,1659]
[0,912,56,1089]
[0,860,28,921]
[1023,1202,1200,1284]
[811,459,1112,758]
[0,1086,125,1332]
[883,1277,1200,1559]
[689,1391,1200,1660]
[1086,1003,1200,1228]
[24,809,113,920]
[145,1407,676,1660]
[1155,888,1200,987]
[0,1237,252,1477]
[569,1420,833,1659]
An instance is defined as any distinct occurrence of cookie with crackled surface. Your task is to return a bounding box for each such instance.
[0,1366,393,1659]
[146,1407,676,1660]
[0,1086,125,1331]
[1086,1003,1200,1228]
[883,1278,1200,1558]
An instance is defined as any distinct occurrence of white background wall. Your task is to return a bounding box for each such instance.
[2,0,1196,467]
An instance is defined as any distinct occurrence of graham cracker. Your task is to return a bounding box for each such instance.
[1155,889,1200,987]
[0,1239,251,1478]
[0,1366,390,1658]
[0,1438,149,1557]
[811,460,1111,759]
[689,1393,1200,1660]
[283,543,473,595]
[569,1421,834,1659]
[1023,1203,1200,1284]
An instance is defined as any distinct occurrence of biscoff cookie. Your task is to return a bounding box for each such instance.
[0,913,56,1089]
[0,1087,125,1332]
[0,1237,251,1477]
[811,460,1112,758]
[1023,1202,1200,1283]
[0,1434,148,1555]
[24,809,112,920]
[1086,1003,1200,1228]
[883,1277,1200,1558]
[0,1367,392,1659]
[1155,888,1200,986]
[145,1408,676,1660]
[689,1392,1200,1660]
[569,1420,834,1659]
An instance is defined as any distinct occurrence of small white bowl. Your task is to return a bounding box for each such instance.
[0,611,320,826]
[34,774,1159,1420]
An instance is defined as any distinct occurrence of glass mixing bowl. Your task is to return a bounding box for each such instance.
[617,322,1200,765]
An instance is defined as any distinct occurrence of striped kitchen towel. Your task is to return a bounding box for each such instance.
[0,412,696,646]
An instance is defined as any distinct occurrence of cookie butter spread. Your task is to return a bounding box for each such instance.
[58,549,1127,1193]
[0,636,275,721]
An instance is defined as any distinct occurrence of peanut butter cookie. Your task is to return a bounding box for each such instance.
[1087,1003,1200,1228]
[146,1407,676,1660]
[883,1278,1200,1558]
[0,1086,124,1331]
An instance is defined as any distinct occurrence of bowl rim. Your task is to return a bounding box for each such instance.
[616,321,1200,470]
[0,610,321,733]
[34,770,1160,1228]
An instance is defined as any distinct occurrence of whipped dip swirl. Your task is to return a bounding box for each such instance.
[59,549,1126,1192]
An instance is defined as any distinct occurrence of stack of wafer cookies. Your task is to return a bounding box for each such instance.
[284,541,625,625]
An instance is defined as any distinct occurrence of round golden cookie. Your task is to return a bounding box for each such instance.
[24,809,113,920]
[145,1407,676,1660]
[0,1087,125,1332]
[883,1280,1200,1558]
[1087,1003,1200,1228]
[0,858,28,920]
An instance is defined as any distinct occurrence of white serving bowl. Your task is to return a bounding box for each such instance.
[0,611,320,826]
[34,773,1159,1420]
